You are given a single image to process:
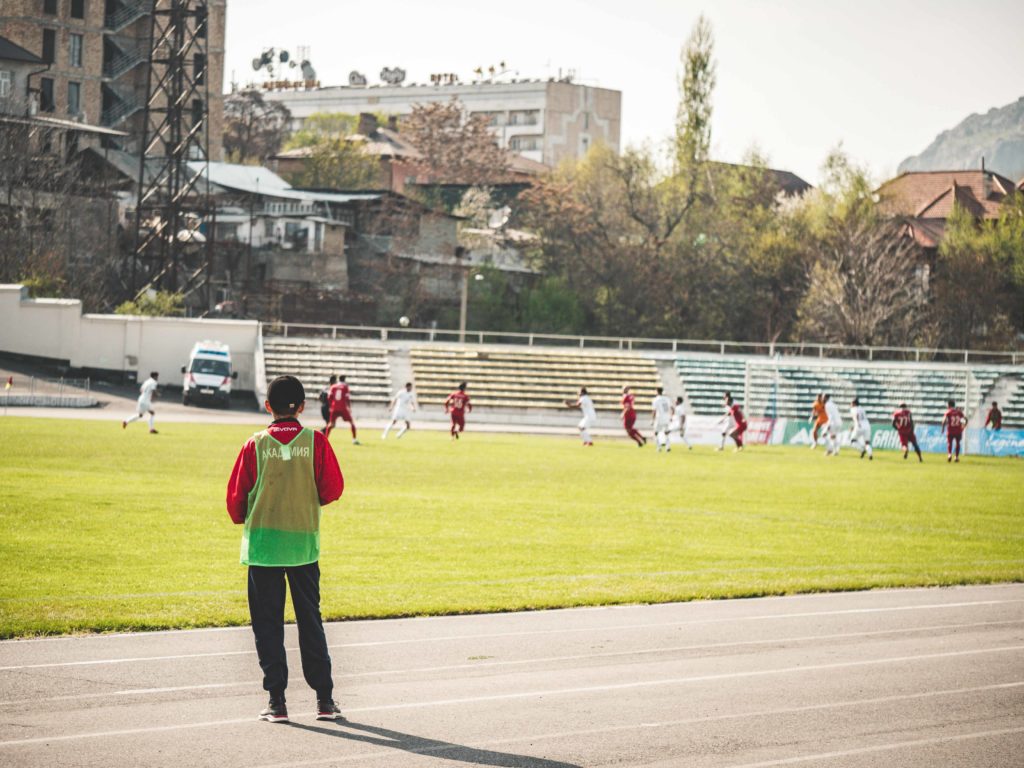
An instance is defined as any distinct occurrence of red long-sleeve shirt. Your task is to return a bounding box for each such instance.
[225,418,344,524]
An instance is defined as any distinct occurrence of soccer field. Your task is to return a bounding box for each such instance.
[0,417,1021,638]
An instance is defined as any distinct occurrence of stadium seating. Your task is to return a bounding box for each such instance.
[995,379,1024,428]
[675,354,1019,425]
[262,338,392,402]
[410,346,660,411]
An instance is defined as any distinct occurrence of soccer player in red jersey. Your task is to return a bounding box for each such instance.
[620,386,646,447]
[891,402,922,462]
[985,401,1002,431]
[324,374,360,445]
[718,394,747,451]
[444,382,471,439]
[941,398,968,463]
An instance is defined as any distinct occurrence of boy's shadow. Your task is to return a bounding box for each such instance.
[288,719,582,767]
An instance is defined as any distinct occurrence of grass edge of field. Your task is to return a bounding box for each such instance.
[4,575,1022,640]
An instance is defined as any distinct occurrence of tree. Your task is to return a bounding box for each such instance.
[676,14,715,175]
[114,291,185,317]
[402,98,512,187]
[793,152,925,347]
[281,112,380,190]
[223,90,292,164]
[930,194,1024,349]
[0,120,121,310]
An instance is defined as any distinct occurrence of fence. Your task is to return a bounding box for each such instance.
[2,376,97,408]
[261,321,1023,366]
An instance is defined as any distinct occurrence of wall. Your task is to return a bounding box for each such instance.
[0,284,259,390]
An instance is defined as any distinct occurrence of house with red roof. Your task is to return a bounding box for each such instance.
[876,166,1018,250]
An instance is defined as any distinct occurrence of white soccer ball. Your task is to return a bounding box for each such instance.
[399,316,410,327]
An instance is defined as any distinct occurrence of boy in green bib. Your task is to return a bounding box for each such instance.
[226,375,345,723]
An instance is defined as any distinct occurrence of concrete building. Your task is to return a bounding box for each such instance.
[260,77,621,167]
[0,0,225,158]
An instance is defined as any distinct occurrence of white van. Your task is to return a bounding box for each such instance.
[181,341,237,407]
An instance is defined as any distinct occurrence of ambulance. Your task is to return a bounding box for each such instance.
[181,341,237,407]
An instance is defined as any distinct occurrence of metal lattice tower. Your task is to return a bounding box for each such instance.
[130,0,212,301]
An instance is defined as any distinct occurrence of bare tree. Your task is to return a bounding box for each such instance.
[223,89,292,164]
[402,98,512,186]
[0,119,121,308]
[796,217,924,346]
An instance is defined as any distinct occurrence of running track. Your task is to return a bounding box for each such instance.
[1,584,1022,767]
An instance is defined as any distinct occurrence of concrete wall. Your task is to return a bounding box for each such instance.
[0,284,259,390]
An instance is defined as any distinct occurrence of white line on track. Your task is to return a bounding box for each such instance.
[1,619,1019,705]
[3,599,1021,672]
[0,646,1021,748]
[251,705,1024,768]
[3,583,1018,644]
[722,726,1024,767]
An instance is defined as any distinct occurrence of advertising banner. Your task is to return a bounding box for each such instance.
[671,416,784,446]
[967,428,1024,457]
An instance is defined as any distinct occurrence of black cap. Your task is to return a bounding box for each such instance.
[268,375,305,415]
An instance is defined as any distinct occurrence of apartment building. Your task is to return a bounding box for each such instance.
[262,77,621,167]
[0,0,225,158]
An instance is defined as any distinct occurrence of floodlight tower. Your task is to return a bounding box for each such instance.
[131,0,213,300]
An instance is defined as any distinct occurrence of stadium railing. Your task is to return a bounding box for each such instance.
[262,321,1022,366]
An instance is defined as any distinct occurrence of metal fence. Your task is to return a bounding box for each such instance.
[261,321,1023,367]
[2,376,96,408]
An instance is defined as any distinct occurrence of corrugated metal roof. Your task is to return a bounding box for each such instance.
[187,161,381,204]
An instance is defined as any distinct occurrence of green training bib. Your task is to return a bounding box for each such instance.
[240,428,321,567]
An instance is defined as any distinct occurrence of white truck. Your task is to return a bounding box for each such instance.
[181,341,237,408]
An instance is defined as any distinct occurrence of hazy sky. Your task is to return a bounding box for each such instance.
[224,0,1024,185]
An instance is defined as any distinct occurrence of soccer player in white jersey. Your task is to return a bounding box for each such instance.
[849,397,873,460]
[651,387,673,452]
[669,396,693,450]
[822,393,843,456]
[565,386,597,446]
[382,382,418,439]
[122,371,160,434]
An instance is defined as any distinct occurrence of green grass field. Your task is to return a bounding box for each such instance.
[0,417,1021,638]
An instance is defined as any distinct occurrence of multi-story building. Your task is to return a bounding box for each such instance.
[260,77,621,167]
[0,0,225,158]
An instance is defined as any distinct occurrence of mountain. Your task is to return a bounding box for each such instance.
[898,97,1024,181]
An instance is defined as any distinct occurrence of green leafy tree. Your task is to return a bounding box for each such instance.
[114,291,185,317]
[931,193,1024,349]
[282,112,381,190]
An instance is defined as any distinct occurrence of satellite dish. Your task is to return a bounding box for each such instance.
[487,206,511,229]
[300,60,317,80]
[349,70,367,86]
[251,57,262,71]
[278,50,290,63]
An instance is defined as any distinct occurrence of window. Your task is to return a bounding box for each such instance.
[43,0,57,14]
[69,33,83,67]
[193,53,205,85]
[40,77,55,112]
[508,109,539,126]
[509,135,541,152]
[0,71,11,100]
[583,111,590,129]
[195,4,207,37]
[42,29,56,63]
[67,81,80,115]
[70,0,85,18]
[191,98,203,126]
